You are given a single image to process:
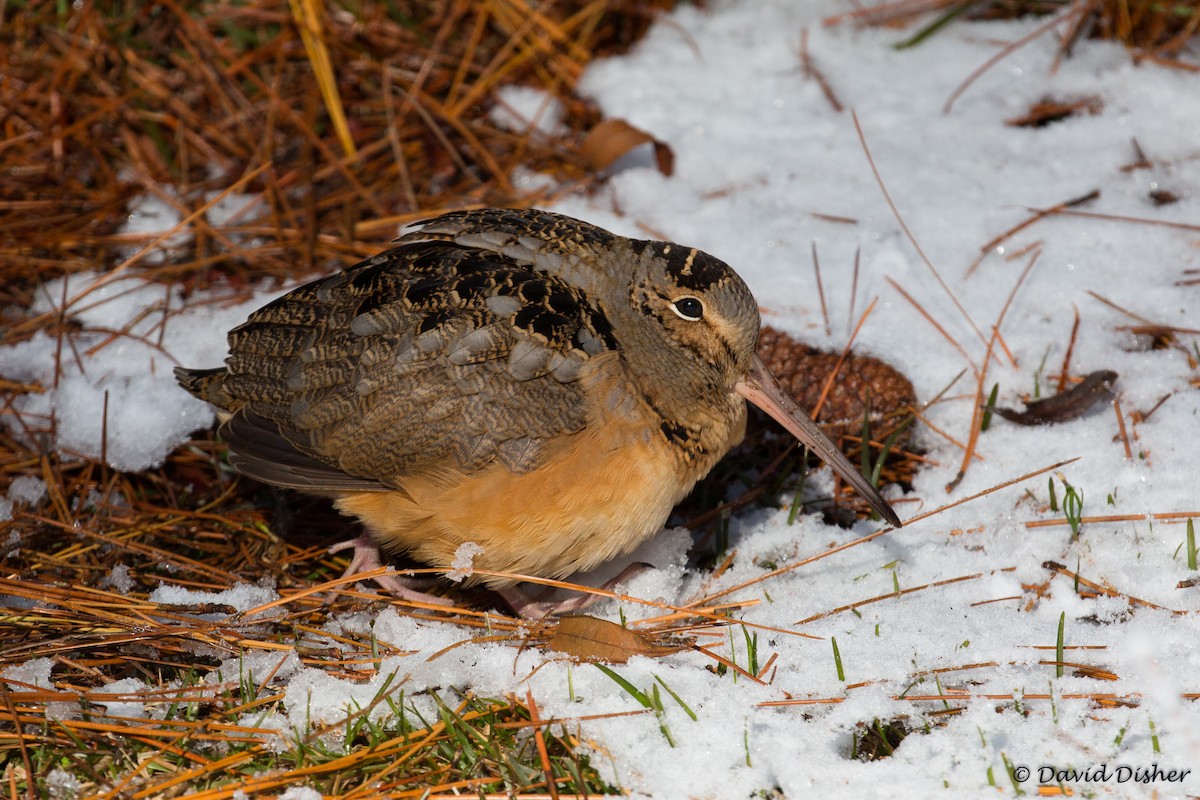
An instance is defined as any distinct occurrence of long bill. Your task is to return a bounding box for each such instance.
[735,354,902,529]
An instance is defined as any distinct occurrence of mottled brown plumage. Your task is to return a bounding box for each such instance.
[177,209,901,617]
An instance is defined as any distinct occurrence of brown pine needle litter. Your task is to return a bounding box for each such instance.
[0,0,673,312]
[827,0,1200,69]
[0,2,675,795]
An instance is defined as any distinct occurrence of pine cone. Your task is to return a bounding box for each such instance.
[756,326,916,447]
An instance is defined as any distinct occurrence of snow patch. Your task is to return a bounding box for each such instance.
[447,541,485,582]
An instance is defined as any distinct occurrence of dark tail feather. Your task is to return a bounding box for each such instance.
[174,366,234,410]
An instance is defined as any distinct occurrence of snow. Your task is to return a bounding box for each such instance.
[89,677,153,719]
[446,540,486,582]
[2,658,78,720]
[147,582,279,615]
[2,657,54,691]
[490,84,568,136]
[1,271,288,470]
[118,191,189,264]
[44,768,82,800]
[276,787,323,800]
[1,475,45,521]
[100,563,135,593]
[207,648,304,692]
[7,475,46,506]
[202,190,264,229]
[4,0,1200,796]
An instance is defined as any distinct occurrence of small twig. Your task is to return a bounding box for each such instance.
[1050,0,1102,71]
[1112,394,1132,459]
[812,297,878,419]
[1086,290,1159,326]
[966,189,1098,277]
[885,276,973,370]
[798,27,844,112]
[847,245,861,336]
[909,407,981,460]
[947,249,1040,491]
[696,457,1078,606]
[1047,207,1200,234]
[854,111,988,362]
[0,684,36,800]
[1041,560,1177,613]
[1057,304,1081,393]
[811,240,831,338]
[810,211,858,224]
[1119,137,1152,172]
[796,569,1010,625]
[526,690,559,800]
[944,2,1089,112]
[822,0,958,28]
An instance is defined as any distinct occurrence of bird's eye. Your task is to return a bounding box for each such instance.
[670,297,704,321]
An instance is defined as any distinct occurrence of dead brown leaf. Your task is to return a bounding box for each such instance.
[580,119,674,176]
[546,615,689,663]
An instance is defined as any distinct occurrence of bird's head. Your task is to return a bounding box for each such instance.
[625,238,902,529]
[626,240,761,395]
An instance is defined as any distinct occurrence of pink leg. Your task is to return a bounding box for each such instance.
[328,533,455,607]
[497,562,652,620]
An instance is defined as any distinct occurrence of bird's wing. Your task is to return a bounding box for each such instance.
[215,239,620,491]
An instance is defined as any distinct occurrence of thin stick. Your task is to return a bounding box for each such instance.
[993,325,1018,369]
[947,249,1040,491]
[848,246,861,337]
[761,691,1140,708]
[695,457,1079,606]
[812,297,877,419]
[798,27,844,112]
[796,568,1009,625]
[1121,137,1152,172]
[855,111,988,360]
[692,644,767,685]
[1057,304,1081,393]
[811,211,858,225]
[811,240,831,338]
[1113,394,1133,459]
[1050,0,1102,73]
[1048,207,1200,234]
[909,408,981,459]
[943,2,1087,112]
[1041,560,1177,613]
[526,690,559,800]
[1028,511,1200,527]
[1086,290,1159,326]
[885,276,973,370]
[0,684,35,800]
[822,0,956,27]
[965,189,1097,277]
[100,389,110,469]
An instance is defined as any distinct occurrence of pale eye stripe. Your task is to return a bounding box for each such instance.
[679,248,698,276]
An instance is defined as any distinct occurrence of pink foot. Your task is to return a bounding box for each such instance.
[328,533,455,607]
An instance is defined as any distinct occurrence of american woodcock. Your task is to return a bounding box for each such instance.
[176,208,902,618]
